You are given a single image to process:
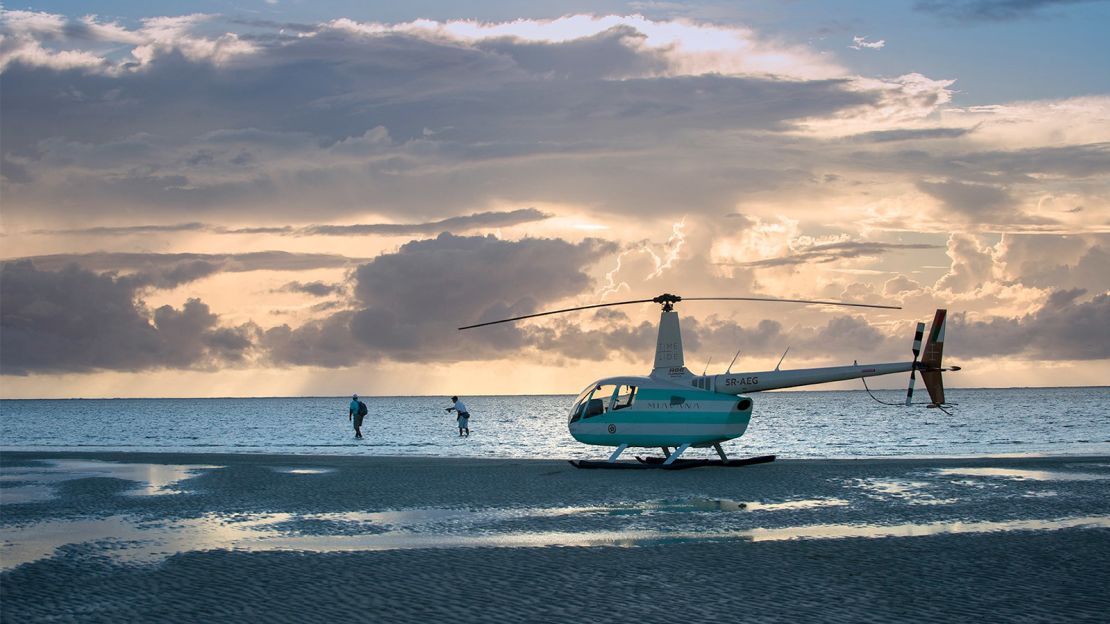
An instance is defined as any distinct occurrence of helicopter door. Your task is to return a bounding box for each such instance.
[589,385,618,417]
[612,385,636,410]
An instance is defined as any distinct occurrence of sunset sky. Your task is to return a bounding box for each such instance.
[1,1,1108,398]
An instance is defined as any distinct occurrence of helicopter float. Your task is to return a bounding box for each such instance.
[460,293,960,469]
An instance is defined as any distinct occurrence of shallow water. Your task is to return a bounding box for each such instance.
[1,387,1107,459]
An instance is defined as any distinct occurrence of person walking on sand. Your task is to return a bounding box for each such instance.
[349,394,367,439]
[445,396,470,437]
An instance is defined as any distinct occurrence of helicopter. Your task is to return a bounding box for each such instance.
[460,293,960,469]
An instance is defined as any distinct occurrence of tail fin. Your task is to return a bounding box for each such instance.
[921,309,947,406]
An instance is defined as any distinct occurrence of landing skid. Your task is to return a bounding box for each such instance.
[636,454,776,468]
[568,454,775,470]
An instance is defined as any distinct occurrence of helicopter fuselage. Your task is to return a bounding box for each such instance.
[567,376,753,448]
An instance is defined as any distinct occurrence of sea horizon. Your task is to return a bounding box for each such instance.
[2,384,1106,401]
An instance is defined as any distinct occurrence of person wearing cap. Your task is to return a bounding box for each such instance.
[444,396,470,437]
[348,394,365,439]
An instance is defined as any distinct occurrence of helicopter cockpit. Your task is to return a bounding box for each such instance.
[568,382,637,423]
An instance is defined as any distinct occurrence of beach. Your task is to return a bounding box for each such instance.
[2,452,1109,623]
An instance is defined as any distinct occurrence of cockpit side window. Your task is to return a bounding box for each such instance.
[584,384,618,418]
[612,385,637,410]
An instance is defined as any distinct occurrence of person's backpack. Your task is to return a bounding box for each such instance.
[357,401,368,417]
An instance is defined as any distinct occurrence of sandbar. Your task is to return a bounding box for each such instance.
[2,451,1108,623]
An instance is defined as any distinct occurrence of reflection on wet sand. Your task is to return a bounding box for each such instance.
[270,467,336,475]
[4,508,1108,569]
[936,467,1110,481]
[0,460,221,502]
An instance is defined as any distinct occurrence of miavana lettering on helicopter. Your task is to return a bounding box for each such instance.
[460,294,960,470]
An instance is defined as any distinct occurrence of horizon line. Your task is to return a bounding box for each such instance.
[1,385,1106,401]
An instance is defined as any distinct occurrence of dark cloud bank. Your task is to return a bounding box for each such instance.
[4,234,1107,376]
[0,261,254,375]
[262,233,618,366]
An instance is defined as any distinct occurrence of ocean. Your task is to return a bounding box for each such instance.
[1,387,1107,460]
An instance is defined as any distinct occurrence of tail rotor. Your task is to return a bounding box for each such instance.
[905,321,926,406]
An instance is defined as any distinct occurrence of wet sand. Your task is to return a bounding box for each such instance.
[2,451,1109,623]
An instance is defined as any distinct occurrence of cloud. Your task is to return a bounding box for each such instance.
[13,251,365,273]
[847,127,973,143]
[914,0,1104,21]
[999,236,1110,292]
[1,12,880,225]
[917,179,1016,220]
[262,233,618,365]
[299,208,551,236]
[26,209,550,237]
[0,261,255,375]
[0,11,255,72]
[936,234,999,292]
[8,251,368,290]
[737,241,943,268]
[849,36,885,50]
[277,281,344,297]
[951,289,1110,360]
[30,222,210,236]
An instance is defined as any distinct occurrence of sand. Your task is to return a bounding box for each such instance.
[2,451,1109,623]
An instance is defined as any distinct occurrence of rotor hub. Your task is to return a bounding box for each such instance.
[652,293,682,311]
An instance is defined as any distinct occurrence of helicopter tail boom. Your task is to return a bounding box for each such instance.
[709,362,913,393]
[706,308,959,400]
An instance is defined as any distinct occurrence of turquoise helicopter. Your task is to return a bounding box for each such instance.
[460,293,958,469]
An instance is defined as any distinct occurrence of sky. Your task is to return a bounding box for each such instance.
[1,0,1108,398]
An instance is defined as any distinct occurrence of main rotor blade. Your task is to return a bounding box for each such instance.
[681,296,901,310]
[458,298,656,330]
[459,294,900,330]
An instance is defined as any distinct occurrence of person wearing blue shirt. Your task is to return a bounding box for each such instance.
[348,394,365,439]
[445,396,470,437]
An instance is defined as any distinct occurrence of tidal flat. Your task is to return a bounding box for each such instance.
[2,452,1109,623]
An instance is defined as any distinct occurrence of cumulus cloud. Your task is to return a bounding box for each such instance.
[0,261,255,374]
[849,36,885,50]
[998,235,1110,292]
[952,289,1110,360]
[0,11,254,72]
[262,233,618,365]
[935,234,999,292]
